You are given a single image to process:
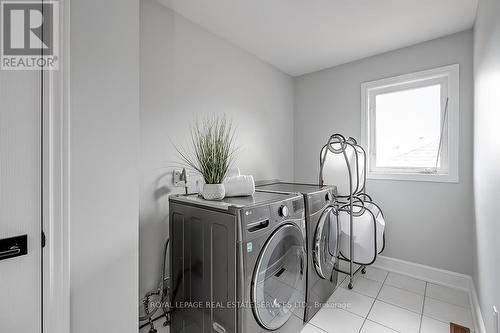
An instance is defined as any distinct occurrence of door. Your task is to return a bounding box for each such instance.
[252,223,306,330]
[0,68,42,330]
[313,207,338,280]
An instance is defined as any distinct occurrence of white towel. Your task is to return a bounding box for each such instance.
[223,175,255,197]
[225,167,241,179]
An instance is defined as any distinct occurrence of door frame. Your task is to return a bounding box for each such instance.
[42,0,70,332]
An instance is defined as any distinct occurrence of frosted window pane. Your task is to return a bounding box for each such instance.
[375,85,441,168]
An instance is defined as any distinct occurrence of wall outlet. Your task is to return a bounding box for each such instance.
[494,306,499,333]
[173,169,187,187]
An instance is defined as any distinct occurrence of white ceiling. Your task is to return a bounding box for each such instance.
[161,0,478,76]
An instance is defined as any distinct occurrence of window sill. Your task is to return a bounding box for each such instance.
[367,172,459,183]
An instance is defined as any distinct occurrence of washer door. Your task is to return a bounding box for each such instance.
[252,223,306,330]
[314,207,338,279]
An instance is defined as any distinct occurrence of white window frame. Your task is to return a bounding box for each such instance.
[361,64,459,183]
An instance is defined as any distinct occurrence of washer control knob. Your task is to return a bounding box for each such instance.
[279,205,289,217]
[325,192,333,202]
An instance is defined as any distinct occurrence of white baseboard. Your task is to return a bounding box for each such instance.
[373,255,486,333]
[469,278,487,333]
[373,255,470,290]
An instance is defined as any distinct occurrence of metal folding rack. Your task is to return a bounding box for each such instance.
[319,134,385,289]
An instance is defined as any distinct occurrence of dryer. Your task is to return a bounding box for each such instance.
[169,192,307,333]
[256,182,338,323]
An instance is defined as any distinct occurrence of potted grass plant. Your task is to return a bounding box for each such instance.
[176,115,236,200]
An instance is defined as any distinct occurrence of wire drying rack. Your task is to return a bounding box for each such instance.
[319,134,386,289]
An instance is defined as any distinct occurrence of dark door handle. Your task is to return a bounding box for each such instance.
[0,246,21,259]
[0,235,27,261]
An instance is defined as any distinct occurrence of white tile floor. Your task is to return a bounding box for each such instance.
[302,267,475,333]
[139,267,474,333]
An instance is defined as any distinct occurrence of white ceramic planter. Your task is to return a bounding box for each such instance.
[201,183,225,201]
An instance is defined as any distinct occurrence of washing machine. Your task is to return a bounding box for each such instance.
[256,182,339,323]
[169,191,307,333]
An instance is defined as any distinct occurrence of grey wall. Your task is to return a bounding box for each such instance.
[473,0,500,330]
[139,0,294,298]
[294,30,474,275]
[70,0,140,332]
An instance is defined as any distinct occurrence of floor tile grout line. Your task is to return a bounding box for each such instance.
[319,268,470,333]
[422,312,474,329]
[377,273,426,316]
[308,274,365,333]
[424,312,472,324]
[425,281,471,293]
[342,306,372,320]
[381,270,429,284]
[366,318,403,333]
[421,313,451,324]
[339,307,366,320]
[334,282,379,318]
[339,275,382,299]
[378,273,428,317]
[340,276,425,316]
[422,295,475,328]
[315,270,472,333]
[323,285,368,321]
[308,307,365,332]
[384,271,427,296]
[339,276,427,317]
[382,281,472,317]
[380,282,427,306]
[383,282,426,297]
[424,294,472,310]
[418,282,428,333]
[306,321,329,333]
[357,270,389,333]
[375,298,424,316]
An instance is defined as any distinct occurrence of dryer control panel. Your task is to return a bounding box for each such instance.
[308,187,336,215]
[241,196,304,242]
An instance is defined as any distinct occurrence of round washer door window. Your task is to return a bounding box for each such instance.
[314,207,338,279]
[252,223,306,330]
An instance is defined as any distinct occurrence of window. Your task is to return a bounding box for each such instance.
[361,65,459,182]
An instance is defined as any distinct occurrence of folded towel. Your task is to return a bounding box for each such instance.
[223,175,255,197]
[225,167,241,179]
